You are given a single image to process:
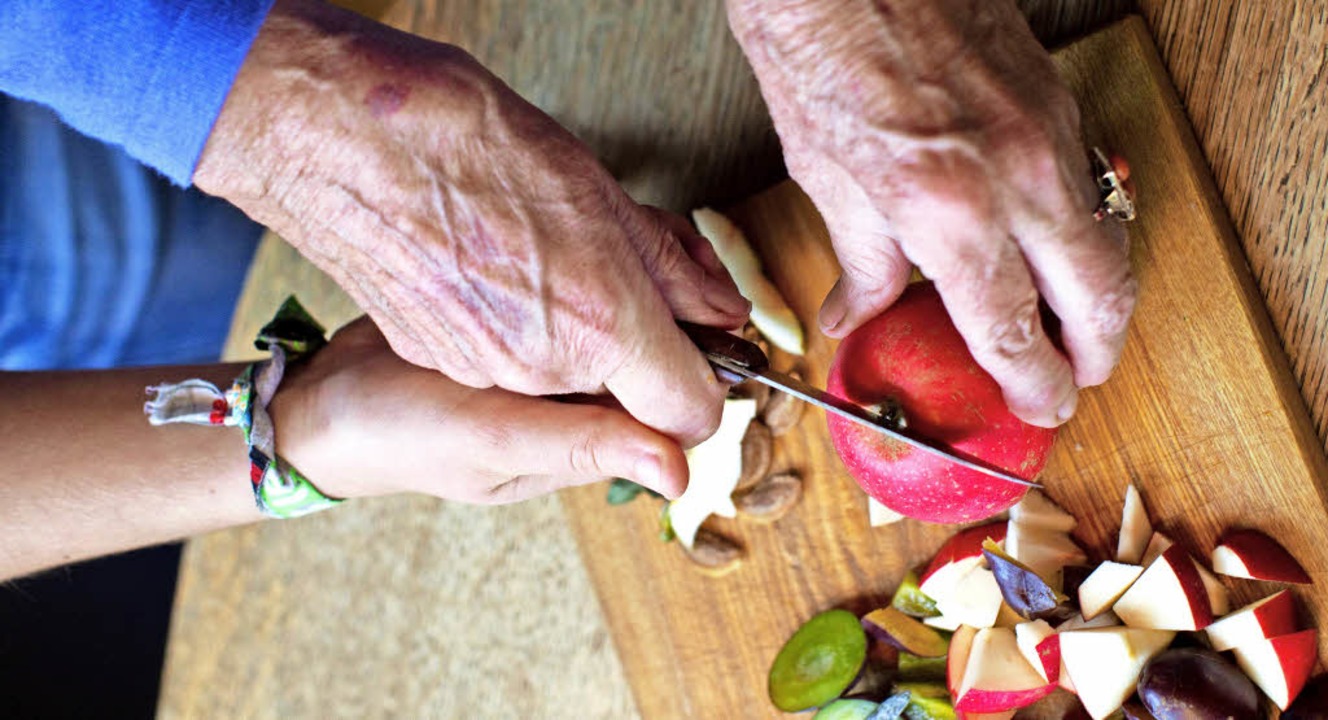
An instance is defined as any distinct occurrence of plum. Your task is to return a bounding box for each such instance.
[891,569,940,618]
[862,607,949,658]
[1137,648,1259,720]
[982,540,1068,620]
[897,652,947,682]
[769,609,869,712]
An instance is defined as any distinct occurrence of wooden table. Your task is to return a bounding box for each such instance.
[157,2,1328,718]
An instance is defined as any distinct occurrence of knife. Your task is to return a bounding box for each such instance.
[679,321,1042,489]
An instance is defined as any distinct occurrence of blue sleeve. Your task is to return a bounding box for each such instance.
[0,0,276,186]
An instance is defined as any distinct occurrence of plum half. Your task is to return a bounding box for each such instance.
[769,609,869,712]
[1137,648,1259,720]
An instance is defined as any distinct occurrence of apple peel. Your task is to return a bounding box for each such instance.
[692,208,804,355]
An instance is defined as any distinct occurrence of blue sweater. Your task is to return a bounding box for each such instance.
[0,0,276,186]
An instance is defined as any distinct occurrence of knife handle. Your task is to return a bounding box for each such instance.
[677,321,770,383]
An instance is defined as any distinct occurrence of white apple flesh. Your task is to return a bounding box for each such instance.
[1231,628,1318,710]
[1008,490,1077,532]
[1205,590,1299,652]
[1014,620,1059,683]
[1059,627,1176,720]
[935,566,1005,629]
[1212,529,1312,584]
[1113,545,1213,631]
[1004,521,1087,586]
[956,627,1056,713]
[1116,484,1152,565]
[1078,561,1143,621]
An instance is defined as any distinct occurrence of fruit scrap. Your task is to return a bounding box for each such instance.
[691,207,805,355]
[682,529,744,575]
[1212,528,1312,584]
[669,397,757,549]
[768,609,868,712]
[861,607,949,658]
[736,419,773,491]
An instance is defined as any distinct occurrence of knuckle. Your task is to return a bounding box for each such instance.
[1086,275,1138,340]
[984,293,1044,362]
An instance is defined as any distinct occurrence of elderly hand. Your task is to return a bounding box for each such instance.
[727,0,1135,427]
[195,0,748,446]
[270,317,689,503]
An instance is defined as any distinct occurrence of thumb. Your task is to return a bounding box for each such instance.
[799,168,912,338]
[484,394,690,502]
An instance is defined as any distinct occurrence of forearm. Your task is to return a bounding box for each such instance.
[0,365,262,580]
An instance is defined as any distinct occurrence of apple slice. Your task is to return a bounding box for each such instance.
[1141,532,1173,567]
[1113,545,1213,631]
[1008,490,1077,532]
[1212,528,1312,584]
[923,614,962,632]
[861,607,949,658]
[1233,628,1318,710]
[920,522,1007,602]
[1059,627,1176,719]
[1004,522,1088,587]
[1116,484,1153,564]
[1205,590,1299,651]
[947,625,979,697]
[955,627,1056,713]
[1078,562,1143,620]
[1197,563,1230,616]
[935,566,1005,629]
[1056,610,1121,632]
[1014,620,1059,683]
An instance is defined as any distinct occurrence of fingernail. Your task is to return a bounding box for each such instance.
[634,454,664,495]
[819,278,848,335]
[1057,390,1079,424]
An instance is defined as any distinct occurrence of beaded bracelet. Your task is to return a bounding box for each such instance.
[144,297,342,519]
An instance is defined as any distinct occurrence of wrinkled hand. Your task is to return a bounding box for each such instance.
[271,317,689,503]
[196,0,748,445]
[728,0,1136,427]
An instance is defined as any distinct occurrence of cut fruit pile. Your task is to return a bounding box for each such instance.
[768,486,1322,719]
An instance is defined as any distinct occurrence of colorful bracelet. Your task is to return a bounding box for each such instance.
[145,297,342,519]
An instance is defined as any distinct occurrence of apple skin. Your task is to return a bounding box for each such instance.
[1212,528,1312,584]
[826,282,1058,523]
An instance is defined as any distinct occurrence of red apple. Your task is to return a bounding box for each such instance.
[1205,590,1299,652]
[1060,627,1176,720]
[1232,628,1318,710]
[1113,545,1213,631]
[1116,484,1152,565]
[955,627,1057,713]
[826,282,1057,523]
[1212,528,1312,584]
[919,521,1007,601]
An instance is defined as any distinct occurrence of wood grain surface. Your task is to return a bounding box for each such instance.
[1137,0,1328,449]
[158,2,1328,719]
[562,16,1328,719]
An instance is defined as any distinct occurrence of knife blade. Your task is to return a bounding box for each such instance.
[679,322,1042,490]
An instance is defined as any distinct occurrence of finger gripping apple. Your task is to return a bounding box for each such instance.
[826,282,1058,523]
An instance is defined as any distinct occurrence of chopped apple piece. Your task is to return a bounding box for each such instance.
[1008,490,1077,532]
[947,625,979,697]
[1141,532,1173,567]
[920,522,1007,602]
[935,566,1005,629]
[955,627,1056,713]
[1004,522,1087,586]
[1014,620,1059,683]
[861,607,948,658]
[1078,562,1143,620]
[1231,628,1318,710]
[1116,484,1153,564]
[1113,545,1213,631]
[1059,627,1176,719]
[1056,611,1121,632]
[692,208,804,355]
[869,496,906,527]
[669,398,757,549]
[1205,590,1299,652]
[1212,528,1312,584]
[923,614,962,632]
[1197,564,1230,616]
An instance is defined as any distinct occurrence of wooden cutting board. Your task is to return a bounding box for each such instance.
[561,15,1328,719]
